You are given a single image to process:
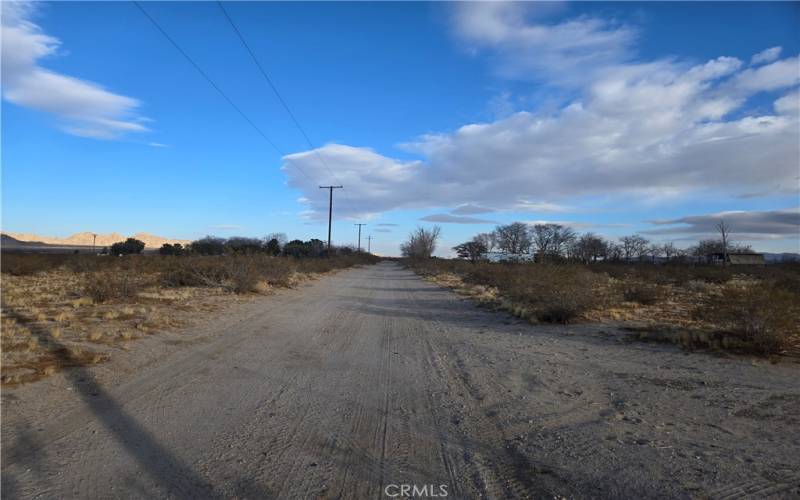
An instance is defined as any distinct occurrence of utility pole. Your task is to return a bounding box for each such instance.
[367,235,373,253]
[92,233,97,254]
[355,223,366,252]
[319,185,343,251]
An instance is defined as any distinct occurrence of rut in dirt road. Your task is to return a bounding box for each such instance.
[2,262,799,499]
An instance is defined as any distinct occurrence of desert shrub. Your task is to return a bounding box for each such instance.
[190,237,226,256]
[2,254,66,275]
[588,262,732,286]
[225,237,264,255]
[225,257,261,294]
[159,243,185,256]
[528,266,602,323]
[159,257,229,288]
[693,285,799,354]
[260,260,295,287]
[1,253,119,275]
[110,238,145,255]
[83,271,143,302]
[410,260,604,324]
[621,282,664,305]
[283,240,311,257]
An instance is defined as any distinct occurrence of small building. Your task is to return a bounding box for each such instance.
[707,252,765,265]
[483,251,535,263]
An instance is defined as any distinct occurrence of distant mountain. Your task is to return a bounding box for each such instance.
[1,233,44,247]
[3,231,190,249]
[763,252,800,263]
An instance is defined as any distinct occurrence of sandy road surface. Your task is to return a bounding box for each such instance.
[2,262,799,499]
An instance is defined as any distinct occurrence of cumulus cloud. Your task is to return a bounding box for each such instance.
[751,46,782,65]
[646,208,800,240]
[1,3,148,139]
[420,214,496,224]
[282,144,424,219]
[281,6,799,222]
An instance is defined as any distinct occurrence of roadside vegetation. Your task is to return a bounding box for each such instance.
[403,222,800,357]
[1,234,379,385]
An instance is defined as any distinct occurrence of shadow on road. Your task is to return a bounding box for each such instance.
[0,307,250,499]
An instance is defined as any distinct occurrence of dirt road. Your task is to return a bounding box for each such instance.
[2,262,799,499]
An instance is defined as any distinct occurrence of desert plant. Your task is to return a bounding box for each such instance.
[621,282,663,305]
[83,271,143,302]
[110,238,145,255]
[159,243,184,256]
[190,236,226,256]
[693,284,799,354]
[401,226,441,259]
[225,257,261,293]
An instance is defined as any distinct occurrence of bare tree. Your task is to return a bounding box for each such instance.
[495,222,532,255]
[661,242,677,261]
[573,233,607,263]
[532,224,578,261]
[620,234,649,260]
[474,232,497,253]
[647,244,663,263]
[453,237,488,263]
[265,232,288,249]
[552,226,577,258]
[532,224,556,260]
[401,226,442,258]
[716,220,731,266]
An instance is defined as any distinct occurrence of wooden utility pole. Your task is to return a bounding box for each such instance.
[92,233,97,254]
[319,185,343,251]
[367,235,373,253]
[355,223,366,251]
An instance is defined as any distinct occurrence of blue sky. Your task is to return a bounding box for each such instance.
[2,1,799,256]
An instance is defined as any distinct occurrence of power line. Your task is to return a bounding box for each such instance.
[216,3,335,178]
[133,1,314,182]
[215,1,351,197]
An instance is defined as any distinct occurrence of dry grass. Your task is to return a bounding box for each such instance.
[1,252,379,385]
[407,258,800,356]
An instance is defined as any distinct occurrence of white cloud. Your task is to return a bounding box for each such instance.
[451,2,636,84]
[420,214,496,224]
[282,144,424,219]
[148,142,168,148]
[751,46,782,65]
[732,56,800,93]
[284,51,799,219]
[1,3,148,139]
[281,5,799,222]
[451,204,496,215]
[775,90,800,115]
[646,208,800,241]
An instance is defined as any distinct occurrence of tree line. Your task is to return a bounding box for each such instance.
[104,234,364,258]
[452,222,751,263]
